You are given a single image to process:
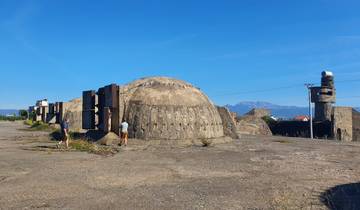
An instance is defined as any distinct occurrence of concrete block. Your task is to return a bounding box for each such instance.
[83,90,96,110]
[48,103,55,115]
[82,110,95,129]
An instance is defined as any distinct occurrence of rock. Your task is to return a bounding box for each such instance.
[97,132,120,146]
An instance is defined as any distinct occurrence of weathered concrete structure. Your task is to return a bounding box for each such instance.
[30,99,49,122]
[235,109,272,136]
[46,103,56,123]
[62,98,83,131]
[29,98,83,131]
[216,106,239,139]
[271,71,359,141]
[246,108,270,118]
[83,77,229,142]
[311,71,336,121]
[353,109,360,141]
[332,107,360,142]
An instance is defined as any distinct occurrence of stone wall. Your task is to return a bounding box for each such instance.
[332,107,353,142]
[352,109,360,142]
[216,106,239,139]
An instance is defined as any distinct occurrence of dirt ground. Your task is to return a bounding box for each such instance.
[0,121,359,210]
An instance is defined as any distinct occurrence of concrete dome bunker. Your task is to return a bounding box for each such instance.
[123,77,224,140]
[82,77,230,143]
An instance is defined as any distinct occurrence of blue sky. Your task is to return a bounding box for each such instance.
[0,0,359,109]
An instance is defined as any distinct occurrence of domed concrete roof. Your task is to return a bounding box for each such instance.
[129,77,213,106]
[122,77,224,140]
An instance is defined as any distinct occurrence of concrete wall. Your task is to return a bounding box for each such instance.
[332,107,353,142]
[315,103,333,121]
[127,102,224,140]
[270,120,331,139]
[216,106,239,139]
[63,98,82,131]
[352,109,360,142]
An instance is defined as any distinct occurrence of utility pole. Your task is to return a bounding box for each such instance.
[305,83,314,139]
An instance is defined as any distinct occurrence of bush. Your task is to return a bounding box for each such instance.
[18,110,28,119]
[0,115,23,121]
[28,111,36,121]
[24,119,34,126]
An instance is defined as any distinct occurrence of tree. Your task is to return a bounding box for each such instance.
[18,110,28,119]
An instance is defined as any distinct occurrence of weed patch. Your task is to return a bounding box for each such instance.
[23,119,34,126]
[69,140,119,156]
[27,121,56,132]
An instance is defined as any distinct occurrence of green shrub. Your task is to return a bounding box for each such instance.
[24,119,34,126]
[0,115,23,121]
[18,110,28,119]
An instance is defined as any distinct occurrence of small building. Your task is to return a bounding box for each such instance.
[294,115,310,122]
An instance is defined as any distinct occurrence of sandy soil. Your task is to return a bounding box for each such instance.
[0,121,359,210]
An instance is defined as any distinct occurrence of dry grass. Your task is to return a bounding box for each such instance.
[273,139,292,144]
[27,121,57,132]
[69,140,119,156]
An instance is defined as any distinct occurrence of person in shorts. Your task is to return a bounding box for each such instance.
[58,118,70,149]
[120,120,128,146]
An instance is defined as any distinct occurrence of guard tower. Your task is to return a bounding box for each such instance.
[311,71,336,121]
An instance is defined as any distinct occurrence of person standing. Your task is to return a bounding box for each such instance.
[58,118,70,149]
[120,120,129,146]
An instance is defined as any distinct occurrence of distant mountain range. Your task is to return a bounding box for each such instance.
[0,104,358,119]
[0,109,19,116]
[226,101,360,119]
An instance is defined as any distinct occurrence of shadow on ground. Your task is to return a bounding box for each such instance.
[320,182,360,210]
[50,130,88,141]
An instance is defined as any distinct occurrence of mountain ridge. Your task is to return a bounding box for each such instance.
[226,101,360,119]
